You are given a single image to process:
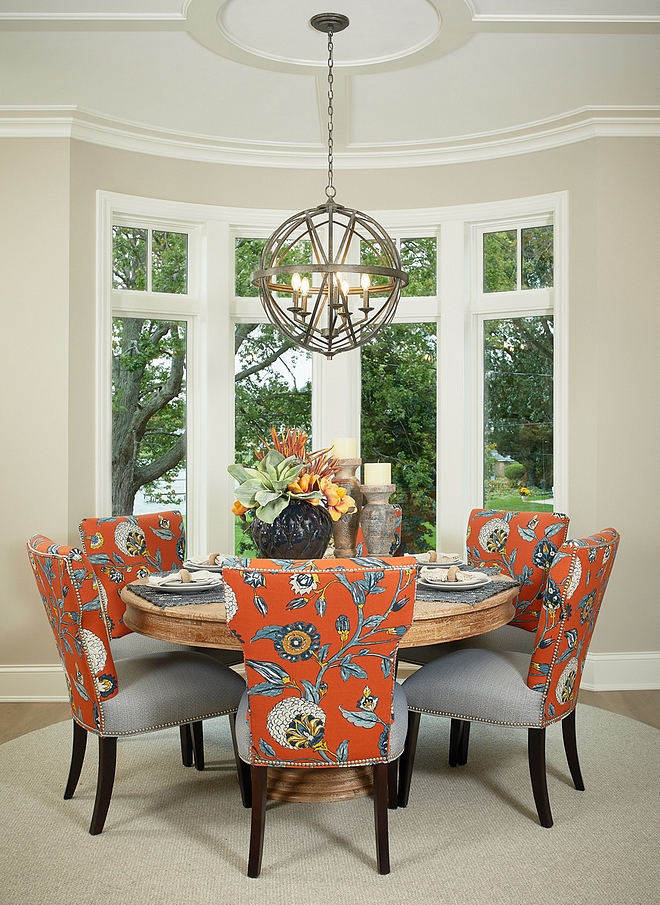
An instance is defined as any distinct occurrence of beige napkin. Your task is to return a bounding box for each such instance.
[148,569,220,587]
[414,551,462,564]
[419,566,485,585]
[185,554,232,566]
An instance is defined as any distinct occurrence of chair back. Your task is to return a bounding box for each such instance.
[79,511,185,637]
[223,556,416,768]
[27,536,119,733]
[466,509,570,631]
[527,528,619,724]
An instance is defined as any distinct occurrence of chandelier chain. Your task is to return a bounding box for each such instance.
[326,26,335,200]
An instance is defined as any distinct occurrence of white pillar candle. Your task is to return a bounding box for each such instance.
[363,462,391,485]
[331,437,358,459]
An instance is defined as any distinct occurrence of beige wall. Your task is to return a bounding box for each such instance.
[1,139,71,664]
[2,134,659,689]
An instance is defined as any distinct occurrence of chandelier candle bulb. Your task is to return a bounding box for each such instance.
[331,437,358,459]
[363,462,391,485]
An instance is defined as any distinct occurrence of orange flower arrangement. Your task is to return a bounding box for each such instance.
[229,427,356,524]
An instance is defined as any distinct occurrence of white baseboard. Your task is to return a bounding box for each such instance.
[0,665,68,701]
[1,653,659,699]
[581,652,660,691]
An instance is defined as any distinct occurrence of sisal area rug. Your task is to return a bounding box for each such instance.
[1,705,658,905]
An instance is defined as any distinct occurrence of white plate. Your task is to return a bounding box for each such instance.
[183,560,225,573]
[151,578,223,594]
[419,574,490,591]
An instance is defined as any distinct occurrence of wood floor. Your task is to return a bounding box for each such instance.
[0,689,658,747]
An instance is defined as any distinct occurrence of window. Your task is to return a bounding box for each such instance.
[109,219,194,519]
[361,323,437,552]
[476,216,556,513]
[99,192,565,556]
[234,322,312,553]
[113,226,188,293]
[483,225,553,293]
[112,317,187,517]
[483,316,553,512]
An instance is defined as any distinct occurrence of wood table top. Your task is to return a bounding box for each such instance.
[121,578,518,649]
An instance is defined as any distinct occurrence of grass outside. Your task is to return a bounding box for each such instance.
[484,495,553,512]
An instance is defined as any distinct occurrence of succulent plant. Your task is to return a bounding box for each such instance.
[228,447,323,524]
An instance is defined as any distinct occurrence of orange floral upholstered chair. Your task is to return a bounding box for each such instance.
[223,555,416,876]
[399,529,619,828]
[79,511,241,767]
[465,509,570,648]
[79,511,186,639]
[27,536,246,834]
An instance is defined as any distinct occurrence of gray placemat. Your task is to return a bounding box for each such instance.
[415,565,519,607]
[127,580,225,608]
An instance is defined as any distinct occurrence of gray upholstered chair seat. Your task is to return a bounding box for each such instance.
[398,530,620,829]
[100,651,246,737]
[400,622,536,668]
[110,633,189,658]
[111,631,243,667]
[403,649,545,727]
[234,680,410,763]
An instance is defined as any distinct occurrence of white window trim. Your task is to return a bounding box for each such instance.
[97,190,567,557]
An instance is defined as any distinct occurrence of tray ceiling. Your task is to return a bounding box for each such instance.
[1,0,659,167]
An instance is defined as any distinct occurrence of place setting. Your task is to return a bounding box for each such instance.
[128,565,226,608]
[412,552,518,606]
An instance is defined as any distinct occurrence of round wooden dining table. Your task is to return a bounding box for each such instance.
[121,577,517,802]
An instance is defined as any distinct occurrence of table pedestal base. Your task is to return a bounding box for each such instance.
[267,765,374,802]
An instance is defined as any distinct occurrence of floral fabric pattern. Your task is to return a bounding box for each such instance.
[527,528,619,725]
[79,511,186,638]
[466,509,570,632]
[224,556,416,768]
[27,536,119,734]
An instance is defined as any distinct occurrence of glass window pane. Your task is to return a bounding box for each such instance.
[483,230,517,293]
[234,324,312,554]
[152,231,188,294]
[273,239,312,292]
[361,323,437,553]
[112,226,147,290]
[483,316,553,512]
[360,240,390,294]
[235,238,266,297]
[522,225,554,289]
[112,318,186,516]
[401,238,437,296]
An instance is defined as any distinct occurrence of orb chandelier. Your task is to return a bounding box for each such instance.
[252,13,408,359]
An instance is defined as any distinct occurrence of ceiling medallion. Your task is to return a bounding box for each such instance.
[252,13,408,358]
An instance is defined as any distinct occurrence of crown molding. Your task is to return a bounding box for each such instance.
[1,105,659,169]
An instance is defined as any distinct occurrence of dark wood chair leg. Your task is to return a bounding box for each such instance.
[64,720,87,799]
[89,736,117,836]
[191,721,204,771]
[397,711,421,808]
[247,765,268,878]
[561,709,585,791]
[449,718,470,766]
[373,762,390,875]
[179,724,193,767]
[528,727,553,828]
[457,720,470,765]
[387,758,398,810]
[229,712,252,808]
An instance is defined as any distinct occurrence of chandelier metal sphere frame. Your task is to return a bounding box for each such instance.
[252,13,408,359]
